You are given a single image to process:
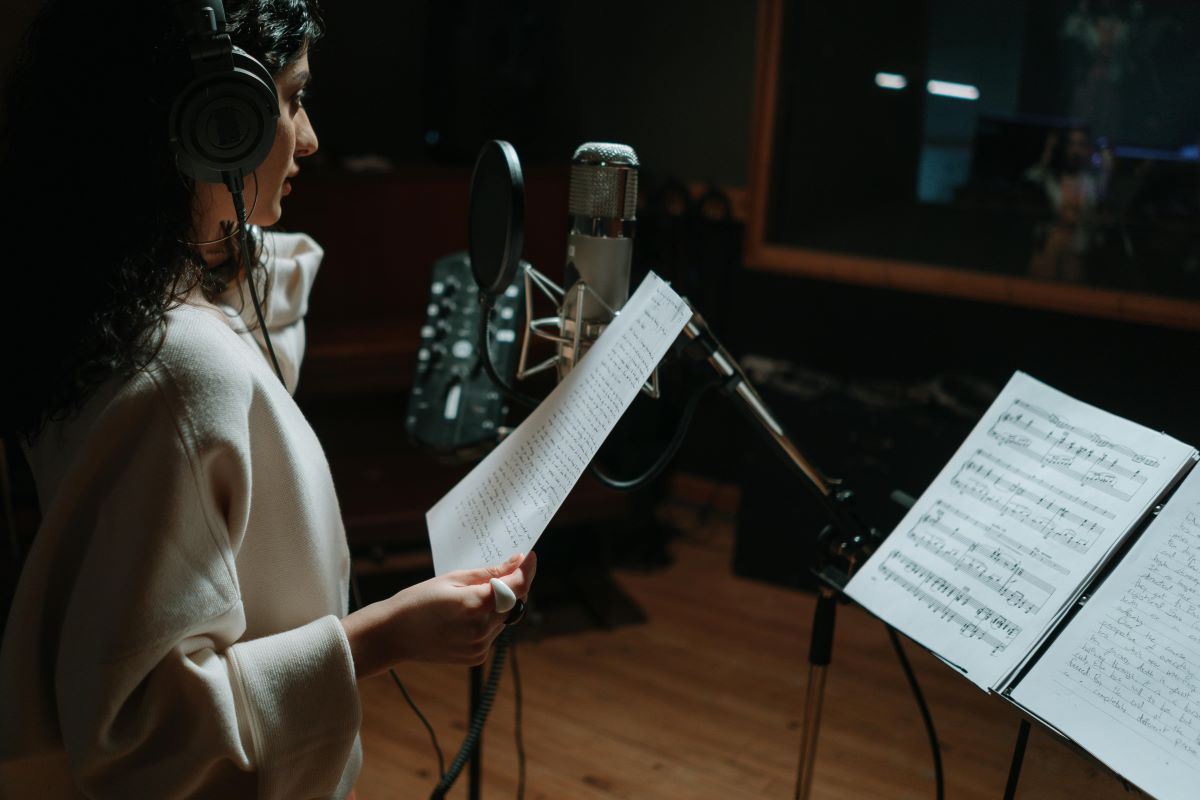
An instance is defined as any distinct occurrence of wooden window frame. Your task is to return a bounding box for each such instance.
[744,0,1200,331]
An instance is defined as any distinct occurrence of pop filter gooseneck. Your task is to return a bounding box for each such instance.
[468,141,540,410]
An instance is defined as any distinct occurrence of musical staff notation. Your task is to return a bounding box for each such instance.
[878,551,1020,654]
[909,503,1054,614]
[933,500,1071,577]
[989,400,1159,502]
[973,449,1117,520]
[846,372,1195,692]
[951,450,1105,554]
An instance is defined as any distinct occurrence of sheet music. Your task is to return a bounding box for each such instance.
[426,272,692,575]
[1010,463,1200,800]
[845,372,1195,690]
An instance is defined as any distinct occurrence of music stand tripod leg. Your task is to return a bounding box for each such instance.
[795,585,837,800]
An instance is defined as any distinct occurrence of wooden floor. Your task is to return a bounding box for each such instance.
[354,480,1140,800]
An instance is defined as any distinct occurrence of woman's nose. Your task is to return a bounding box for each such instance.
[295,109,319,159]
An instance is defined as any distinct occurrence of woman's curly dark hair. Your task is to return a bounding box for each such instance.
[0,0,323,439]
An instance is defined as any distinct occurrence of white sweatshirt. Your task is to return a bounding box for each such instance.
[0,233,363,798]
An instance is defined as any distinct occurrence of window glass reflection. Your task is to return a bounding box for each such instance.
[768,0,1200,298]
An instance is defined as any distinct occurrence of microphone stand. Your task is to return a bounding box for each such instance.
[493,265,883,799]
[469,665,483,799]
[678,304,883,800]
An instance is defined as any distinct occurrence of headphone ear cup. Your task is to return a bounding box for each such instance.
[170,46,279,185]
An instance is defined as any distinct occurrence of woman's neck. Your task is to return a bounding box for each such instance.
[195,234,236,269]
[191,185,238,269]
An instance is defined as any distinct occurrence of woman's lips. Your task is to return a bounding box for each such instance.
[282,179,292,196]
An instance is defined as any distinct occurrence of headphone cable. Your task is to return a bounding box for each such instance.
[227,177,460,784]
[182,172,260,247]
[228,179,522,796]
[229,183,285,383]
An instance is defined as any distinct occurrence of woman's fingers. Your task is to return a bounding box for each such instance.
[455,551,538,606]
[448,553,524,586]
[498,551,537,599]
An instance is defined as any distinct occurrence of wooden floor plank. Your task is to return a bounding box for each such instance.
[354,493,1141,799]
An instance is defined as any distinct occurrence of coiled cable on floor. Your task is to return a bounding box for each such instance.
[431,629,512,799]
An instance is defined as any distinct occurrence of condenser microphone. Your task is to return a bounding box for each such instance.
[557,142,639,379]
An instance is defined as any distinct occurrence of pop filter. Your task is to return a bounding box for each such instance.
[468,140,525,298]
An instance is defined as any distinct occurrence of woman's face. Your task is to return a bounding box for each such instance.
[254,51,318,223]
[193,50,318,237]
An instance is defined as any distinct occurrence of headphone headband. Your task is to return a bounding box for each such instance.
[173,1,232,71]
[173,0,227,36]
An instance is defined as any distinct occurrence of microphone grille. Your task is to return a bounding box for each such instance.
[572,142,639,167]
[569,142,638,221]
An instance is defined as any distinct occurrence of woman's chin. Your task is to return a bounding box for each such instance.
[250,199,284,228]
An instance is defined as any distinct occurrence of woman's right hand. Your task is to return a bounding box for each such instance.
[340,552,537,680]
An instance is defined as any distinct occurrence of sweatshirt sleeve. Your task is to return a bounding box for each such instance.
[214,231,323,395]
[52,365,359,799]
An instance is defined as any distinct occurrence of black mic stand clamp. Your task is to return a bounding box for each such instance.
[677,302,884,800]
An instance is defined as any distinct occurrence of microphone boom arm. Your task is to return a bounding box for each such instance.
[679,302,879,582]
[507,261,875,573]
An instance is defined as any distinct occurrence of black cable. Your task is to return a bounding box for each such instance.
[478,295,541,411]
[390,667,446,779]
[1003,718,1032,800]
[590,378,721,492]
[239,176,455,781]
[229,187,285,384]
[885,625,944,800]
[511,635,525,800]
[349,567,446,779]
[431,630,511,800]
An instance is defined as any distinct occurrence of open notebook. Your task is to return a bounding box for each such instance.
[845,371,1199,799]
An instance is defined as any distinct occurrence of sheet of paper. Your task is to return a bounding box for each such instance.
[845,372,1195,690]
[1009,462,1200,800]
[426,272,692,575]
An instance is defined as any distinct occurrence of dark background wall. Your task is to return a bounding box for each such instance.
[2,1,758,184]
[304,0,758,185]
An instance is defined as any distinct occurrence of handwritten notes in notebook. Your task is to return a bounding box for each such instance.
[845,372,1195,690]
[1010,465,1200,800]
[426,273,692,575]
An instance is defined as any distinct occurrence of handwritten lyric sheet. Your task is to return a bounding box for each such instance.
[426,273,692,575]
[845,372,1195,690]
[1010,465,1200,800]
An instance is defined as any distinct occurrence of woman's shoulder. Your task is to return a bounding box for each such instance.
[26,308,259,495]
[145,305,263,435]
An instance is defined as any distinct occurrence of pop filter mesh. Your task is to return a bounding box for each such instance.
[468,140,525,297]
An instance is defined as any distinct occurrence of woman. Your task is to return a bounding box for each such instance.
[0,1,535,796]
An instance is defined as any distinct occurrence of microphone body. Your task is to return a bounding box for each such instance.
[558,142,639,379]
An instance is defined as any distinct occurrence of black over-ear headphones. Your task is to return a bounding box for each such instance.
[169,0,279,188]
